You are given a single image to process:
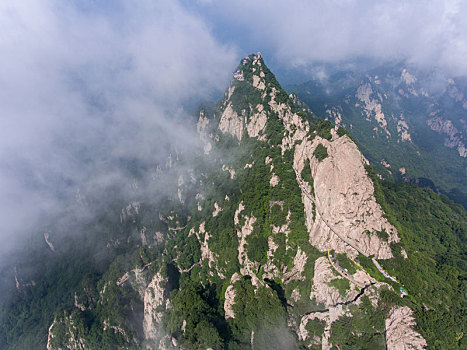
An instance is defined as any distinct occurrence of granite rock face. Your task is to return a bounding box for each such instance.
[385,306,427,350]
[294,135,399,259]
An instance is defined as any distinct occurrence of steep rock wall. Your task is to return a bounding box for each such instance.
[385,306,427,349]
[294,135,399,259]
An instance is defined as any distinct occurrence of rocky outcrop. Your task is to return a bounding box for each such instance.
[222,164,236,179]
[120,202,140,224]
[234,202,262,287]
[427,117,466,157]
[310,257,354,307]
[44,232,55,252]
[246,105,268,138]
[356,83,391,137]
[234,202,244,226]
[299,308,346,350]
[280,108,310,152]
[197,109,212,154]
[224,273,241,319]
[218,58,270,142]
[212,202,222,217]
[143,272,168,343]
[47,319,57,350]
[191,222,219,275]
[401,69,417,85]
[252,74,266,90]
[282,247,307,283]
[385,306,427,349]
[237,214,259,282]
[47,314,88,350]
[397,115,412,142]
[262,212,291,281]
[218,101,268,141]
[299,256,387,349]
[103,320,129,343]
[219,103,244,141]
[299,261,349,350]
[270,173,280,187]
[294,135,399,259]
[74,293,86,312]
[326,106,343,126]
[14,266,36,290]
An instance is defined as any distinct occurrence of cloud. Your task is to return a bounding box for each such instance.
[0,0,237,255]
[3,0,465,257]
[195,0,467,76]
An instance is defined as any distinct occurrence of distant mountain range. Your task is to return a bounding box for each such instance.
[289,63,467,207]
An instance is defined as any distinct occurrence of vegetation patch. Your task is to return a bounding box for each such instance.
[300,158,315,195]
[305,318,326,343]
[375,228,389,241]
[335,253,357,275]
[246,233,268,265]
[327,278,350,297]
[313,144,329,162]
[330,296,388,349]
[270,202,287,226]
[312,120,334,140]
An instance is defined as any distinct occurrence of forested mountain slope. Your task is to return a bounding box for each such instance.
[1,55,465,350]
[289,65,467,208]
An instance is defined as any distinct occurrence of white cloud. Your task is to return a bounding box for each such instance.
[199,0,467,75]
[0,0,237,253]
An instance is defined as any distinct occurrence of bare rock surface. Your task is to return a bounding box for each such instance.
[212,202,222,217]
[385,306,427,350]
[193,222,218,273]
[427,116,466,157]
[143,272,168,342]
[252,74,265,90]
[47,319,57,350]
[270,173,280,187]
[47,315,87,350]
[294,135,399,259]
[197,110,212,154]
[282,247,307,283]
[224,273,241,319]
[246,107,267,138]
[299,309,344,350]
[397,116,412,142]
[310,257,356,307]
[356,83,391,137]
[44,232,55,252]
[237,215,259,282]
[219,103,244,140]
[222,164,236,179]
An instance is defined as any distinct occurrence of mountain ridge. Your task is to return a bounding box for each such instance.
[1,54,465,350]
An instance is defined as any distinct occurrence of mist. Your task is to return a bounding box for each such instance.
[0,0,236,257]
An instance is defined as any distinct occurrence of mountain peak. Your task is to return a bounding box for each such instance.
[212,53,296,141]
[232,52,266,86]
